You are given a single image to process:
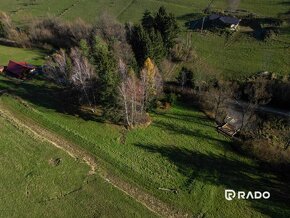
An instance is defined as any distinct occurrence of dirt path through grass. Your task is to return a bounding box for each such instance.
[0,96,189,218]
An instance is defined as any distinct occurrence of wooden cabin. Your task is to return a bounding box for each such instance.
[6,60,35,78]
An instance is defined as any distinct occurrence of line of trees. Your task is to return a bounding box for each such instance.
[42,7,178,127]
[128,6,179,66]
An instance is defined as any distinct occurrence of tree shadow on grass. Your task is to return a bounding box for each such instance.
[0,77,104,123]
[278,1,290,5]
[153,119,228,146]
[135,143,290,217]
[154,111,214,128]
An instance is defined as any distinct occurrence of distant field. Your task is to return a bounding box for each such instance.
[0,45,45,66]
[188,32,290,78]
[0,0,288,78]
[1,76,289,217]
[0,106,155,217]
[0,0,289,23]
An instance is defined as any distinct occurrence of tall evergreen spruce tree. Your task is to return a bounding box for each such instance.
[141,10,154,30]
[92,36,119,106]
[154,6,179,50]
[130,7,179,67]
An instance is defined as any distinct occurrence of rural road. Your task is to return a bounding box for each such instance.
[228,99,290,118]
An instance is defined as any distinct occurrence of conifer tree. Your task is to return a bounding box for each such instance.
[154,6,179,50]
[92,36,119,106]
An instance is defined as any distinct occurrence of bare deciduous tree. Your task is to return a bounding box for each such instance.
[212,81,236,122]
[70,48,97,110]
[118,59,148,127]
[140,58,163,112]
[238,77,272,131]
[44,48,97,111]
[44,49,71,86]
[201,80,237,124]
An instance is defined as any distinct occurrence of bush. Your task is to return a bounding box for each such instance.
[176,67,194,88]
[170,41,197,62]
[242,139,290,164]
[0,11,27,44]
[165,93,177,105]
[29,17,92,48]
[0,12,13,38]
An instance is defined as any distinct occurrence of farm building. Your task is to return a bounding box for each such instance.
[188,14,241,31]
[208,14,241,30]
[6,60,35,78]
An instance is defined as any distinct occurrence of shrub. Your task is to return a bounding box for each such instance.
[170,41,197,62]
[176,67,194,88]
[29,17,92,48]
[165,93,177,105]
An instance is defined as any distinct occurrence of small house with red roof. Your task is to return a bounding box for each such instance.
[6,60,35,78]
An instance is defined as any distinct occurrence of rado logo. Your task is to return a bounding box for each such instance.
[225,189,270,201]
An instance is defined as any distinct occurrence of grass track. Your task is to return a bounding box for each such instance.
[0,98,157,218]
[0,95,187,217]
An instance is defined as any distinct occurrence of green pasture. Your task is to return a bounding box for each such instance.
[0,106,156,217]
[0,0,288,23]
[0,76,289,217]
[0,0,289,77]
[0,45,45,66]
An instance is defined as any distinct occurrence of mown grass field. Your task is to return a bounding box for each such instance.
[0,45,46,66]
[1,76,289,217]
[187,31,290,78]
[0,105,156,217]
[0,0,288,23]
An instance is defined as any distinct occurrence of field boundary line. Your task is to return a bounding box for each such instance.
[58,0,81,17]
[117,0,136,19]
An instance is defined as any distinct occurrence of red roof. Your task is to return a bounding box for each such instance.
[7,60,35,76]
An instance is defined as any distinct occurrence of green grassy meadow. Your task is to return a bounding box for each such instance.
[1,76,289,217]
[188,32,290,78]
[0,108,156,217]
[0,0,289,217]
[0,0,289,78]
[1,0,288,23]
[0,45,46,66]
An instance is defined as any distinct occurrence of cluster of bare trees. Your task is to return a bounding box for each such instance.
[45,48,97,110]
[0,11,29,45]
[118,59,144,127]
[45,50,163,127]
[0,12,15,38]
[201,76,273,131]
[29,17,92,49]
[118,58,162,127]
